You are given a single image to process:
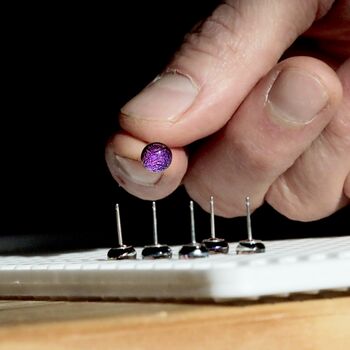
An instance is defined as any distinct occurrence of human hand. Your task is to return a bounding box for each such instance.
[106,0,350,220]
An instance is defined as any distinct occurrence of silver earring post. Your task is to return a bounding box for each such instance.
[107,203,137,260]
[236,197,265,255]
[142,201,172,259]
[202,196,229,254]
[179,201,209,259]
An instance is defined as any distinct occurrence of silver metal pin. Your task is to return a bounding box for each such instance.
[190,200,196,244]
[107,203,137,260]
[202,196,229,254]
[152,201,158,245]
[246,197,253,241]
[116,203,123,246]
[236,196,265,255]
[210,196,215,239]
[142,201,172,259]
[179,201,209,259]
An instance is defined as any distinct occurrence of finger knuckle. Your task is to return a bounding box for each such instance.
[266,178,337,221]
[178,3,243,65]
[325,110,350,153]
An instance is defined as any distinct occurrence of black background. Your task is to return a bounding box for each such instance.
[1,1,349,253]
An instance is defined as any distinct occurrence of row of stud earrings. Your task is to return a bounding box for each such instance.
[107,196,265,260]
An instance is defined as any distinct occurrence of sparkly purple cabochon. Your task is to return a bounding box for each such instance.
[141,142,172,173]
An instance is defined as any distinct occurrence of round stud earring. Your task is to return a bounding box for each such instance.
[107,203,137,260]
[142,201,173,260]
[202,196,229,254]
[236,197,265,255]
[141,142,172,173]
[179,201,209,259]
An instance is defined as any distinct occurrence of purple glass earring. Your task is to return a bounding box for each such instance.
[141,142,172,173]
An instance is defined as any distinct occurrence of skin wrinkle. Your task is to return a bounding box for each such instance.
[267,170,324,221]
[310,135,336,169]
[210,1,244,37]
[317,131,340,160]
[323,121,350,155]
[222,0,244,25]
[205,2,279,69]
[267,133,347,221]
[181,5,242,60]
[176,2,270,86]
[204,13,236,37]
[266,175,299,212]
[179,24,244,82]
[179,38,220,66]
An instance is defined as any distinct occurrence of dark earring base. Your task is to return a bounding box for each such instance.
[202,237,229,254]
[107,245,137,260]
[236,239,265,255]
[179,243,209,259]
[142,244,173,259]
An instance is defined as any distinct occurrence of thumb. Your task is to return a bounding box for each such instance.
[119,0,334,147]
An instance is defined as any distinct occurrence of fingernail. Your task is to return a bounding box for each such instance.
[121,72,198,122]
[114,155,162,186]
[267,68,329,124]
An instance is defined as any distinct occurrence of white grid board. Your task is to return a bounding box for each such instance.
[0,237,349,301]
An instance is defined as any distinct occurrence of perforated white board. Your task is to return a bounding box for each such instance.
[0,237,350,301]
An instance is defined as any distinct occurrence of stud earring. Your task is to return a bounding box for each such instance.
[179,201,209,259]
[202,196,229,254]
[107,203,137,260]
[141,142,172,173]
[236,197,265,254]
[142,201,173,259]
